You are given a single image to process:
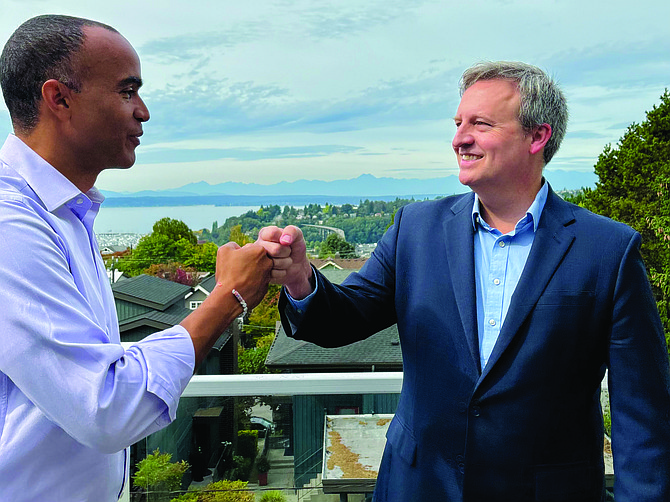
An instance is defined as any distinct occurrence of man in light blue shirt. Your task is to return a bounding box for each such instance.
[258,62,670,501]
[472,181,548,370]
[0,15,272,501]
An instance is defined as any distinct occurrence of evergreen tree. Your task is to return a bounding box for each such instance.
[581,90,670,349]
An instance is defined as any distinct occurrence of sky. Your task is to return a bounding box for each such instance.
[1,0,669,193]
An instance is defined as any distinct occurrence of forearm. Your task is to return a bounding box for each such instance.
[180,284,245,368]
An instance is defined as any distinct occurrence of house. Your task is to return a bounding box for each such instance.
[184,274,218,310]
[99,244,128,256]
[112,274,240,484]
[264,265,401,489]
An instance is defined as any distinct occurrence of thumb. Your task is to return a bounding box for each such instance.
[223,241,241,250]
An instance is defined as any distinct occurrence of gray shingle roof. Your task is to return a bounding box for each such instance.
[264,261,401,370]
[112,274,192,310]
[116,299,192,331]
[265,324,402,370]
[199,274,218,293]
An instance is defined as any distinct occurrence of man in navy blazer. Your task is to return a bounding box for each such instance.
[258,62,670,501]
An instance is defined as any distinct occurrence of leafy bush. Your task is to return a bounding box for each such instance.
[259,491,287,502]
[603,410,612,437]
[256,455,271,474]
[134,449,189,492]
[170,480,254,502]
[232,455,253,481]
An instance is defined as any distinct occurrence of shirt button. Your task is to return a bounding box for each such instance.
[493,278,500,285]
[76,198,83,204]
[498,241,506,248]
[489,319,496,326]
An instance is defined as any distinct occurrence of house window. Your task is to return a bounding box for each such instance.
[189,301,204,310]
[335,406,359,415]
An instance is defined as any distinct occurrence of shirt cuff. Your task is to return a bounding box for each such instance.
[283,267,319,332]
[131,325,195,422]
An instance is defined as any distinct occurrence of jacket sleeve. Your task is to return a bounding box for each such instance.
[607,231,670,501]
[279,205,405,347]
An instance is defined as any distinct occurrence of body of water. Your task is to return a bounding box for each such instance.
[94,205,259,234]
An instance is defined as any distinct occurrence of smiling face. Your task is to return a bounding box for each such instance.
[452,79,541,198]
[66,26,150,177]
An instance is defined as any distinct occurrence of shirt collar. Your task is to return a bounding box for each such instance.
[0,134,104,212]
[471,179,549,232]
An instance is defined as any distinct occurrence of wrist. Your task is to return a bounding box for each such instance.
[285,264,315,300]
[214,281,247,318]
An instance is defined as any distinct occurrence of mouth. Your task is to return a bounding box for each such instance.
[128,133,142,147]
[460,153,482,162]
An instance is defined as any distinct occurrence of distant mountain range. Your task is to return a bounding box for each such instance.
[101,171,596,207]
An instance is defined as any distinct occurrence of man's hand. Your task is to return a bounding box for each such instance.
[257,225,315,300]
[182,241,272,368]
[215,242,273,310]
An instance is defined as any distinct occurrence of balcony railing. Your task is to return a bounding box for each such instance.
[122,372,403,502]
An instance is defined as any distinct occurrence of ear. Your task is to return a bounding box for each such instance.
[528,123,552,155]
[40,79,73,122]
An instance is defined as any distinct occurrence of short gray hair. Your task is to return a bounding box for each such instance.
[459,61,568,165]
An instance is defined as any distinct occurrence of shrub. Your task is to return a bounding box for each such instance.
[199,480,254,502]
[256,455,271,474]
[259,491,287,502]
[134,449,189,496]
[236,430,259,460]
[232,455,253,481]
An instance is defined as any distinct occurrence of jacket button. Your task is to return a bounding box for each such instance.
[458,462,465,474]
[457,402,467,413]
[471,406,481,417]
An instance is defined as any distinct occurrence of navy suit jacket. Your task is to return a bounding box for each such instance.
[280,188,670,501]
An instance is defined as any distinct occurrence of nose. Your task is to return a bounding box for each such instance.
[135,96,150,123]
[452,123,473,152]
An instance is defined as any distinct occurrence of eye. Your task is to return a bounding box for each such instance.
[121,88,137,99]
[475,120,491,127]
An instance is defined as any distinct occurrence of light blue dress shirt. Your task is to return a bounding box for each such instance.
[472,182,548,370]
[287,183,548,373]
[0,135,195,501]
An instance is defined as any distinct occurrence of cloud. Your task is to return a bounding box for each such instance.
[296,0,427,39]
[566,131,611,140]
[548,38,670,90]
[139,23,264,62]
[142,63,461,143]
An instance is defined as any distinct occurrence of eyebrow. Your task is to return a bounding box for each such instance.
[117,76,143,89]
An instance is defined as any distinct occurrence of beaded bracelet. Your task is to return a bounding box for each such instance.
[231,288,248,317]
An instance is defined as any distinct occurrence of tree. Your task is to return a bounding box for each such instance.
[580,90,670,349]
[319,233,357,259]
[152,217,197,246]
[229,225,253,246]
[144,263,199,287]
[116,218,217,276]
[183,241,218,273]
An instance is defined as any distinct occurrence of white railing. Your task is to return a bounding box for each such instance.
[182,371,404,397]
[121,372,403,501]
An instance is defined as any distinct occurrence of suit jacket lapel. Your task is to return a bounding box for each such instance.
[479,188,577,381]
[443,193,481,373]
